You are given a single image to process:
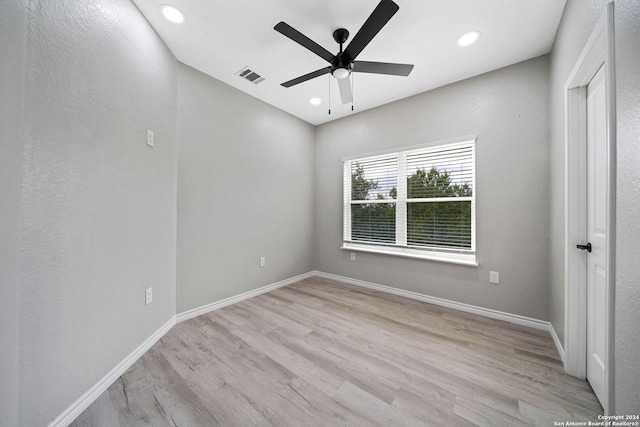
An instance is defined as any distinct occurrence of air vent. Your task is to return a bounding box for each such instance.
[236,66,265,84]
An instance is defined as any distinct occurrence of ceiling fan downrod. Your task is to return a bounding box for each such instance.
[331,29,351,80]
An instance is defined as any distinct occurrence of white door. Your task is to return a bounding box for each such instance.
[585,64,607,406]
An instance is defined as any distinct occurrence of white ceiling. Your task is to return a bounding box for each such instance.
[131,0,567,126]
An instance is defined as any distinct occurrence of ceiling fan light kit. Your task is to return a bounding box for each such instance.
[332,67,351,80]
[274,0,414,107]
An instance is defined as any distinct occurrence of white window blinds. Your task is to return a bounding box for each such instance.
[343,139,475,261]
[405,142,474,250]
[348,155,397,244]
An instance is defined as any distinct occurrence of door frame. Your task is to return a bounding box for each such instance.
[564,2,616,414]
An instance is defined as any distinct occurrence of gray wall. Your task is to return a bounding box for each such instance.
[15,0,179,424]
[314,56,550,320]
[177,64,315,312]
[0,1,27,425]
[548,0,640,412]
[613,0,640,413]
[548,0,605,350]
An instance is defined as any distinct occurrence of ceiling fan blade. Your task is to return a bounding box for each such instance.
[274,22,334,63]
[353,61,414,76]
[337,77,353,104]
[343,0,399,61]
[281,67,331,88]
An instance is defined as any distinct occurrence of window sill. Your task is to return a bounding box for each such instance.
[341,243,478,267]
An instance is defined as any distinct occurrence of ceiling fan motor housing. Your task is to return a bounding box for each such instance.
[331,54,352,79]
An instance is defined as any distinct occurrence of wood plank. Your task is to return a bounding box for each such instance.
[72,277,602,426]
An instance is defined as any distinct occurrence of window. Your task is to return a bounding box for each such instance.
[343,138,476,265]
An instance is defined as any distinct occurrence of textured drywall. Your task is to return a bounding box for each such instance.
[314,56,550,320]
[548,0,604,350]
[613,0,640,413]
[0,1,27,424]
[177,64,315,312]
[549,0,640,411]
[18,0,178,424]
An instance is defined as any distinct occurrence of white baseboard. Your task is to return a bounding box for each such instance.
[312,271,551,331]
[49,316,176,427]
[176,271,316,323]
[549,321,566,368]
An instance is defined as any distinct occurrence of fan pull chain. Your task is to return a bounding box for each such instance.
[328,74,331,115]
[351,72,355,111]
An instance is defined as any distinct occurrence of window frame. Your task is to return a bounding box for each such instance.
[342,136,477,266]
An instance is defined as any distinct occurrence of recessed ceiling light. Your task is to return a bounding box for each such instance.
[310,97,322,106]
[458,31,480,47]
[160,5,185,24]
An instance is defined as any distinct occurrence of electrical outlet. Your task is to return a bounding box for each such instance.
[145,287,153,305]
[350,252,356,261]
[259,256,266,267]
[489,271,500,284]
[146,129,154,147]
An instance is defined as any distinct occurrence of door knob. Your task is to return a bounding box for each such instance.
[576,243,592,252]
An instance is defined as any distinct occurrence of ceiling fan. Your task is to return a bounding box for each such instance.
[274,0,414,105]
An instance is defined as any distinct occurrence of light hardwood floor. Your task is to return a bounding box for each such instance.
[72,277,602,426]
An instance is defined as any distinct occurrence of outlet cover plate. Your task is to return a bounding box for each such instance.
[489,271,500,284]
